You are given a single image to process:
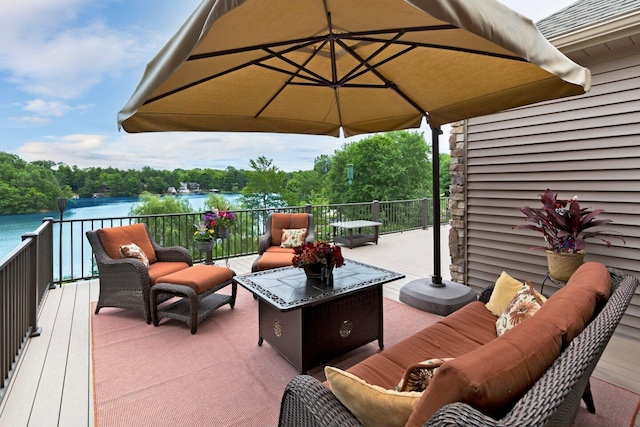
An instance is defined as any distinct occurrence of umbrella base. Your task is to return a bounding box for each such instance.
[399,278,477,316]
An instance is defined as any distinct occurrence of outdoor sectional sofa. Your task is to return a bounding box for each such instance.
[278,262,639,427]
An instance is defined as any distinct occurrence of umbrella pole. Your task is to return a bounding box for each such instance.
[398,125,476,315]
[431,126,443,287]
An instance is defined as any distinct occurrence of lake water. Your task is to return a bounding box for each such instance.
[0,193,241,262]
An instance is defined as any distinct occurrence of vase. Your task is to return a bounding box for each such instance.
[216,226,230,239]
[303,263,334,284]
[303,263,324,279]
[196,241,214,252]
[546,250,585,282]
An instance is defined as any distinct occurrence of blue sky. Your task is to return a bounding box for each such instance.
[0,0,577,172]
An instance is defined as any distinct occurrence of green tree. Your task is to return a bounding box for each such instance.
[324,131,430,203]
[0,152,72,214]
[129,192,196,247]
[240,156,287,209]
[439,153,451,197]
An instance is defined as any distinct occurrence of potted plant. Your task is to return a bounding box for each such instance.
[515,189,624,281]
[292,241,345,283]
[193,212,217,251]
[204,208,238,238]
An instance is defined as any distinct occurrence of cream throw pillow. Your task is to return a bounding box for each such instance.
[496,281,545,336]
[119,243,150,268]
[325,366,422,427]
[280,228,307,248]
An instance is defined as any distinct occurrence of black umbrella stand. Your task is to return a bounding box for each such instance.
[399,125,476,315]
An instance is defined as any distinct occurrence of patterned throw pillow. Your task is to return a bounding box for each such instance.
[280,228,307,248]
[119,243,150,268]
[396,357,455,392]
[496,281,545,336]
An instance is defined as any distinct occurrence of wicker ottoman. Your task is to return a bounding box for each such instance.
[151,265,237,334]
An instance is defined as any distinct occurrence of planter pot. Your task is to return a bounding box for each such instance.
[303,263,334,284]
[546,250,585,282]
[196,241,214,252]
[216,226,230,239]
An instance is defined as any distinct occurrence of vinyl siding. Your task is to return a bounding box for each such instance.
[464,44,640,341]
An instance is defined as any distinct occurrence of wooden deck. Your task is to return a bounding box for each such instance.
[1,227,638,426]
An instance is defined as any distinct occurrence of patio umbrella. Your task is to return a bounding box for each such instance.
[117,0,591,312]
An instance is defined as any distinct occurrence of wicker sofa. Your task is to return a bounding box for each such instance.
[278,263,638,427]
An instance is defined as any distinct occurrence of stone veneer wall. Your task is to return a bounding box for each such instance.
[448,121,465,283]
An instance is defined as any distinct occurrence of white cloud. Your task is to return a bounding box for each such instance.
[15,131,348,172]
[0,1,152,99]
[10,116,52,125]
[24,99,72,117]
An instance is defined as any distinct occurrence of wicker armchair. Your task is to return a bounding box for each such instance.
[251,213,314,272]
[278,268,638,427]
[86,223,193,323]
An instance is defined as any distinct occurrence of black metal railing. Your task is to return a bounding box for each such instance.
[0,197,448,402]
[0,218,53,402]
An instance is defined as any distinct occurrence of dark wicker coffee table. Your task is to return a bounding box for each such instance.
[234,260,404,373]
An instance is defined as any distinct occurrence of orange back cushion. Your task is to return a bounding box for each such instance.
[407,318,562,426]
[270,213,309,247]
[535,262,611,342]
[97,224,157,264]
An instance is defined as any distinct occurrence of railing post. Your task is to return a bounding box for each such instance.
[372,200,380,222]
[21,232,42,338]
[421,198,428,229]
[305,204,312,214]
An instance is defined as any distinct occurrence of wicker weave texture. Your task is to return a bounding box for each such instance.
[86,224,193,323]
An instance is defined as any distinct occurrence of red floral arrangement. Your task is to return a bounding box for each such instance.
[292,241,345,268]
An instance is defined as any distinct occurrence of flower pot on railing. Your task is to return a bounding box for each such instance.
[216,226,229,239]
[196,241,214,252]
[546,250,585,282]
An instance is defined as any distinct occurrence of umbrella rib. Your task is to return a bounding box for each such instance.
[349,36,525,62]
[323,0,344,128]
[339,32,405,84]
[336,38,426,116]
[342,45,417,85]
[254,47,323,119]
[144,39,324,105]
[262,46,331,86]
[185,26,457,62]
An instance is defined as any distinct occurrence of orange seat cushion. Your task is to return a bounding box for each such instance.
[270,213,309,247]
[255,252,295,271]
[148,262,190,285]
[156,265,234,294]
[97,224,157,264]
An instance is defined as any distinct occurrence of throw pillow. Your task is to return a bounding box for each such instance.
[325,366,422,427]
[485,271,524,316]
[396,357,455,392]
[496,281,545,336]
[119,243,150,268]
[280,228,307,248]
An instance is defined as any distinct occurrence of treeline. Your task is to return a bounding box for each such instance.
[0,130,451,215]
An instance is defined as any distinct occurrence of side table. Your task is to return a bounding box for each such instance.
[540,272,567,295]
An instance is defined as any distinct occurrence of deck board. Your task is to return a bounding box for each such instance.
[0,228,638,426]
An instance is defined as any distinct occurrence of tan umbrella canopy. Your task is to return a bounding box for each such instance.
[117,0,591,303]
[118,0,590,136]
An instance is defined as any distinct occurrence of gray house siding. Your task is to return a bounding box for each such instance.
[463,43,640,340]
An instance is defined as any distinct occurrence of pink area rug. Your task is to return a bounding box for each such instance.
[91,288,639,427]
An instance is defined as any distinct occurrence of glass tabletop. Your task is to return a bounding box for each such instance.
[234,259,404,311]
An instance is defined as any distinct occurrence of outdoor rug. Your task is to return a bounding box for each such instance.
[91,288,640,427]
